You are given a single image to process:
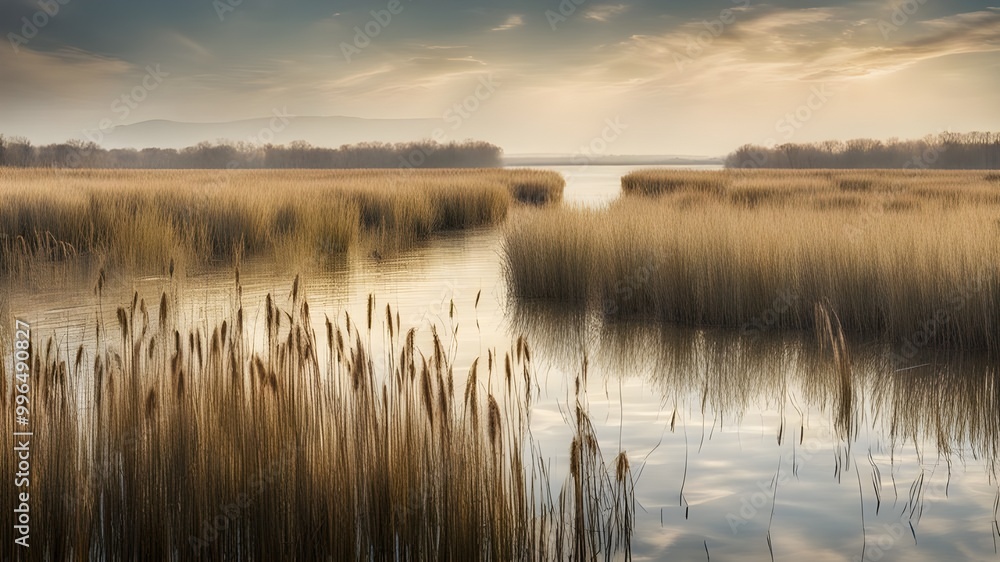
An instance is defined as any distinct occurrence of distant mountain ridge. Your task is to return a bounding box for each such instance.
[91,115,445,149]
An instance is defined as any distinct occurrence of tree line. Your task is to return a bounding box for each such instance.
[725,131,1000,169]
[0,137,504,169]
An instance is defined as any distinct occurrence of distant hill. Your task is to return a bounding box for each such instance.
[92,116,444,149]
[503,154,723,167]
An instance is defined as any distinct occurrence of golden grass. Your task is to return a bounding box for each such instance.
[504,169,1000,350]
[0,276,631,560]
[0,168,564,274]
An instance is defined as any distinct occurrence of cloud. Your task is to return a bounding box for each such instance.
[405,56,487,67]
[167,32,213,59]
[415,44,470,50]
[492,14,524,32]
[584,4,630,23]
[790,7,1000,80]
[0,46,133,102]
[321,54,501,100]
[2,0,997,153]
[446,56,487,65]
[606,5,1000,89]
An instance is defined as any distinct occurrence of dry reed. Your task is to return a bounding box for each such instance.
[504,169,1000,350]
[0,168,564,274]
[0,275,631,561]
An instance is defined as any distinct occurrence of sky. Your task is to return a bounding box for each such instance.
[1,0,999,155]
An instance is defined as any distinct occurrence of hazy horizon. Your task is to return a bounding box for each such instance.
[3,0,999,155]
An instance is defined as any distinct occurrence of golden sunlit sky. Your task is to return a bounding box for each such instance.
[2,0,999,155]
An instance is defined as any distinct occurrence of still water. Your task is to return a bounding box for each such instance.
[5,165,999,561]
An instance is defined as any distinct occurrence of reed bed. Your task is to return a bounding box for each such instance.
[0,274,631,561]
[0,168,564,274]
[504,169,1000,350]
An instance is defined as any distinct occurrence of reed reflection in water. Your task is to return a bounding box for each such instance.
[509,300,1000,561]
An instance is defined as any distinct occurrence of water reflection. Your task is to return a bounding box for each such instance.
[510,299,1000,560]
[5,164,998,560]
[871,354,1000,467]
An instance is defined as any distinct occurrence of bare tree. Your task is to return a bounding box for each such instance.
[725,132,1000,169]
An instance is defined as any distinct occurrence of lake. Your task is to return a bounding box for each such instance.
[4,164,998,561]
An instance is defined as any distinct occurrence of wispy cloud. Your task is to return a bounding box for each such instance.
[323,55,498,98]
[758,6,1000,80]
[492,14,524,32]
[166,32,213,59]
[415,44,470,51]
[405,56,487,67]
[446,56,487,65]
[610,5,1000,87]
[0,46,133,101]
[584,4,630,23]
[1,0,997,153]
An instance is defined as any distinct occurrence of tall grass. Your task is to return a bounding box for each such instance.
[0,275,631,561]
[504,169,1000,350]
[0,168,564,274]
